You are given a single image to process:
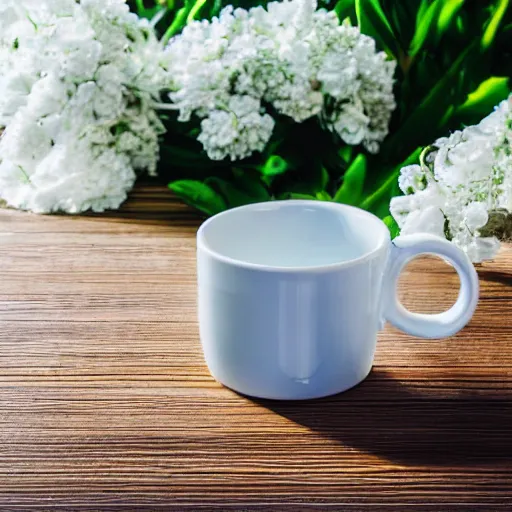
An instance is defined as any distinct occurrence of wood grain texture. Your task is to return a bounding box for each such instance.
[0,182,511,511]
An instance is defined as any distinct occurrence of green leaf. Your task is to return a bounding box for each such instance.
[455,76,510,120]
[415,0,430,31]
[131,0,165,20]
[382,42,477,159]
[232,169,271,201]
[333,154,367,205]
[316,190,332,201]
[356,0,399,57]
[309,165,330,193]
[338,146,353,164]
[187,0,210,21]
[319,166,330,191]
[334,0,357,23]
[383,215,400,238]
[134,0,146,16]
[169,180,227,216]
[205,178,252,209]
[387,2,416,50]
[437,0,465,34]
[259,155,289,176]
[409,0,444,57]
[482,0,510,50]
[360,147,422,214]
[281,192,317,200]
[162,0,196,43]
[206,172,270,209]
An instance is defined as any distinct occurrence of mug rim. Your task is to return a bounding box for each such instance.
[197,200,391,273]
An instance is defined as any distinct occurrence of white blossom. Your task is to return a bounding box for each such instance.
[0,0,170,214]
[166,0,395,160]
[397,164,427,194]
[197,96,275,161]
[391,97,512,262]
[310,12,396,151]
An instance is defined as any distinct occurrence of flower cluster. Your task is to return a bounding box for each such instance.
[0,0,170,213]
[390,97,512,262]
[166,0,396,161]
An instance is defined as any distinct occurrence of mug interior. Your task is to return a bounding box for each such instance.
[198,200,389,269]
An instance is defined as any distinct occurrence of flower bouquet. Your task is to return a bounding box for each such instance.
[392,97,512,262]
[0,0,510,261]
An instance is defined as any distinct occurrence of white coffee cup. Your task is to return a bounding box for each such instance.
[197,200,479,400]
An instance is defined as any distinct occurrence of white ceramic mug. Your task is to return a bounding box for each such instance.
[197,200,479,400]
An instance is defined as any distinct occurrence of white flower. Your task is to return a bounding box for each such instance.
[0,0,170,214]
[166,0,395,160]
[311,16,396,152]
[197,96,275,161]
[463,201,489,232]
[391,97,512,262]
[398,164,427,194]
[390,185,446,238]
[402,206,446,239]
[328,102,370,146]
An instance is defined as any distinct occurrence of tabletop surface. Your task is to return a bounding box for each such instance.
[0,183,511,511]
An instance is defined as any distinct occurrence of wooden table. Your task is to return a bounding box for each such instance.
[1,184,511,510]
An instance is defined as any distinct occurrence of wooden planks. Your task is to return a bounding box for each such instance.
[0,183,511,510]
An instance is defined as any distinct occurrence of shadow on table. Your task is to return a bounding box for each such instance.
[477,269,512,286]
[256,368,512,466]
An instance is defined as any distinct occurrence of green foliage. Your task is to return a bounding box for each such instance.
[452,76,510,127]
[132,0,512,220]
[205,170,271,208]
[333,154,366,205]
[360,147,423,217]
[169,168,271,214]
[127,0,220,39]
[258,155,289,177]
[168,180,227,215]
[383,215,400,238]
[356,0,400,57]
[482,0,509,49]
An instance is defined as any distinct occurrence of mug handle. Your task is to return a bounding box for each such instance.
[383,234,479,339]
